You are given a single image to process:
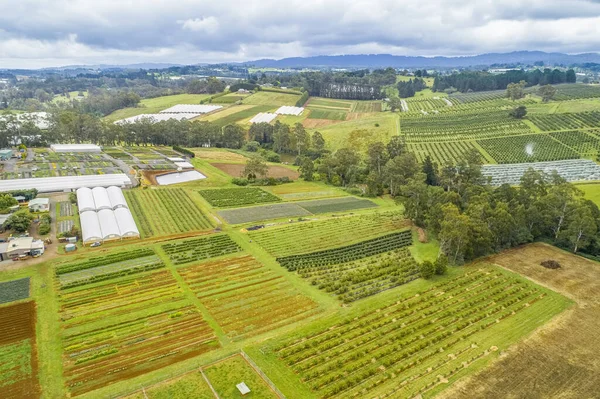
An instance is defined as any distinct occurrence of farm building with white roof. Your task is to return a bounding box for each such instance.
[275,106,304,116]
[50,144,102,153]
[114,113,200,125]
[0,174,132,193]
[249,113,277,124]
[160,104,223,114]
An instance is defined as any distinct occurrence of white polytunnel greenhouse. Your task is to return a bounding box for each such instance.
[97,209,121,241]
[80,211,103,244]
[77,186,141,245]
[107,186,128,210]
[76,187,95,214]
[92,187,112,211]
[114,208,140,238]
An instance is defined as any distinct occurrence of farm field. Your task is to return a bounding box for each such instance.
[205,104,273,126]
[57,264,219,396]
[439,243,597,399]
[162,234,242,265]
[105,93,214,121]
[218,197,378,224]
[578,183,600,206]
[549,129,600,157]
[242,91,301,106]
[249,212,409,257]
[252,263,569,399]
[123,371,214,399]
[124,188,214,237]
[263,181,348,201]
[0,301,40,399]
[408,141,484,164]
[211,162,300,179]
[192,148,248,162]
[199,187,281,207]
[528,111,600,131]
[203,354,279,399]
[477,134,580,163]
[312,113,397,151]
[177,255,320,339]
[0,277,30,304]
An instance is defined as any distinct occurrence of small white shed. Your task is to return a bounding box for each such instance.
[236,382,251,395]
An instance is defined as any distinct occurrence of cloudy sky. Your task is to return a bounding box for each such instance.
[1,0,600,68]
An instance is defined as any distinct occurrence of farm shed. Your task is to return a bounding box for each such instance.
[76,187,95,213]
[91,187,112,211]
[0,149,13,160]
[236,382,251,395]
[0,174,132,193]
[114,208,140,238]
[50,144,101,153]
[160,104,223,114]
[97,209,121,241]
[0,237,45,260]
[106,186,128,210]
[275,106,304,116]
[80,211,103,244]
[28,197,49,212]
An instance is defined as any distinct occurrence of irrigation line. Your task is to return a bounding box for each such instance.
[241,350,286,399]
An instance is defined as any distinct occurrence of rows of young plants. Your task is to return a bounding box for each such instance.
[162,234,242,265]
[178,255,320,339]
[477,134,580,163]
[274,269,549,398]
[528,112,600,131]
[448,90,509,103]
[0,301,40,399]
[59,201,74,217]
[0,278,30,304]
[299,248,420,303]
[277,230,412,271]
[57,268,219,396]
[199,187,281,208]
[408,141,483,165]
[55,248,155,275]
[550,84,600,100]
[549,130,600,157]
[400,110,533,142]
[249,212,409,257]
[123,188,213,237]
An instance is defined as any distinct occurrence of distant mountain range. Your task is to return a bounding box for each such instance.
[244,51,600,69]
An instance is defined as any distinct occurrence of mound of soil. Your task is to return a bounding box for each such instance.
[417,228,428,243]
[541,260,561,269]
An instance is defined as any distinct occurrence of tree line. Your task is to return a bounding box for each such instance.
[432,68,576,93]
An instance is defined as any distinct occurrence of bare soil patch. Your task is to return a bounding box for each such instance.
[439,243,600,399]
[211,163,299,179]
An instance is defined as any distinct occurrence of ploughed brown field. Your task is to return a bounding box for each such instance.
[211,163,300,179]
[439,243,600,399]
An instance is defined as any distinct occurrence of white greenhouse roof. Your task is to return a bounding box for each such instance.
[174,161,194,169]
[114,208,140,237]
[29,198,49,206]
[92,187,112,211]
[114,113,200,125]
[97,209,121,240]
[106,186,128,210]
[274,106,304,116]
[167,157,185,162]
[482,159,600,186]
[80,211,103,244]
[0,174,132,193]
[160,104,223,114]
[76,187,95,213]
[50,144,101,153]
[249,112,277,124]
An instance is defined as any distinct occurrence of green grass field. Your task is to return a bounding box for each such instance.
[242,91,301,106]
[310,113,397,151]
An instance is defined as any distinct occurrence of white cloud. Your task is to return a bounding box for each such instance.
[179,17,220,34]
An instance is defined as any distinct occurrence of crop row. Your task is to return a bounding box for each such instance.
[274,269,546,398]
[162,234,242,265]
[400,110,533,142]
[549,130,600,157]
[277,230,412,271]
[249,212,408,257]
[407,141,483,165]
[0,277,30,304]
[177,255,319,339]
[60,260,165,289]
[298,248,420,303]
[56,248,155,275]
[478,134,580,164]
[529,112,600,131]
[199,187,281,208]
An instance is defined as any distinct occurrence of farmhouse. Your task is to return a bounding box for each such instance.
[28,198,50,212]
[0,237,45,260]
